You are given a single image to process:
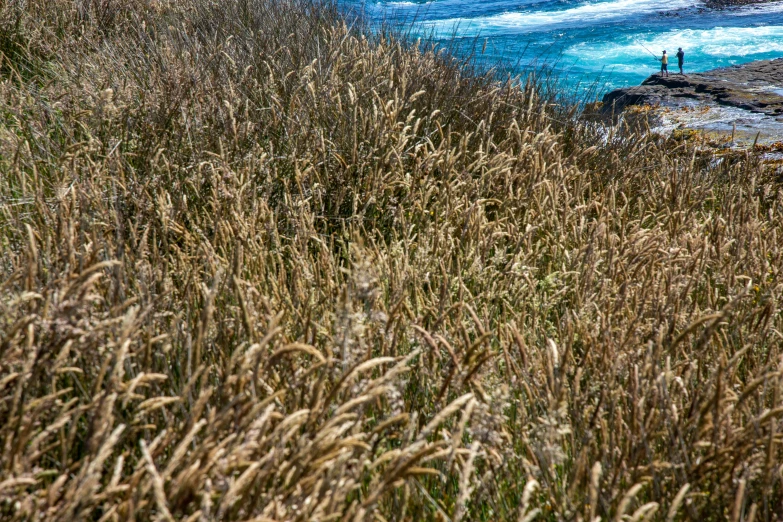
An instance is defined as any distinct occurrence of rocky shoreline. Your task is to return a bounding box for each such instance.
[603,58,783,117]
[601,58,783,150]
[704,0,780,8]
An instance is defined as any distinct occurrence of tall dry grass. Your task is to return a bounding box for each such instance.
[1,0,782,520]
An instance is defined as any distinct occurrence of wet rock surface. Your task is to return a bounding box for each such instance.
[601,58,783,149]
[704,0,780,8]
[603,58,783,117]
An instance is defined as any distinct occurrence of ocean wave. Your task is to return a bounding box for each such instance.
[566,25,783,62]
[383,1,427,6]
[421,0,698,35]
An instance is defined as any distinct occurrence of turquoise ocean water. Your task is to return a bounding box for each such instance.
[340,0,783,94]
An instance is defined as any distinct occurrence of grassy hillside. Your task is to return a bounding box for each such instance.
[1,1,783,520]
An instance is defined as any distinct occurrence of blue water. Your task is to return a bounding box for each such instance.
[341,0,783,95]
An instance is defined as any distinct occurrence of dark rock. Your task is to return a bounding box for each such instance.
[704,0,780,9]
[602,58,783,116]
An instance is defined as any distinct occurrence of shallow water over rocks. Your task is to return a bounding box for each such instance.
[604,58,783,146]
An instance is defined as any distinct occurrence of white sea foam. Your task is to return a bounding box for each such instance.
[646,25,783,57]
[422,0,697,35]
[566,25,783,62]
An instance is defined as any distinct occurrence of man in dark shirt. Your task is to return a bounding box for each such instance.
[677,48,685,75]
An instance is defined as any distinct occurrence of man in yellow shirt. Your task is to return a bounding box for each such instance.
[660,50,669,77]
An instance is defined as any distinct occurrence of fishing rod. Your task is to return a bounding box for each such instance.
[635,39,659,61]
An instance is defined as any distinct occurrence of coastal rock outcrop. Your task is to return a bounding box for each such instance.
[602,58,783,117]
[704,0,781,8]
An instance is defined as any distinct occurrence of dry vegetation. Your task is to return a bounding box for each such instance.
[1,0,783,520]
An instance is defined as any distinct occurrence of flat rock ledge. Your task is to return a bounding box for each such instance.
[602,58,783,118]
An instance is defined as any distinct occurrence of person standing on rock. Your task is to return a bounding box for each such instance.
[660,50,669,77]
[676,48,685,74]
